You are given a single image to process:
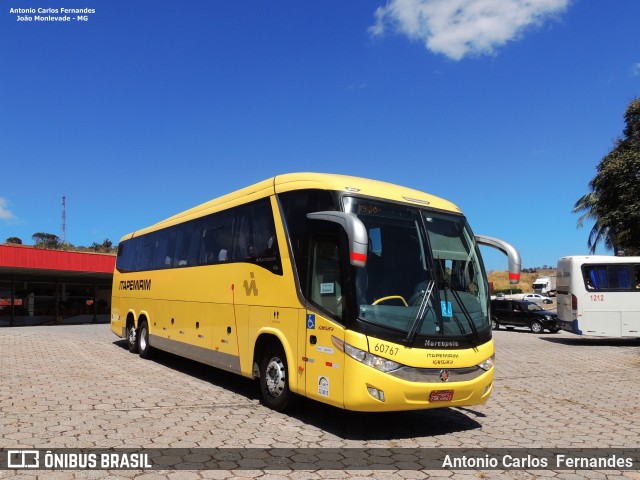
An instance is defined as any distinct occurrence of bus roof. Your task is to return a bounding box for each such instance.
[559,255,640,265]
[120,172,463,241]
[274,173,461,211]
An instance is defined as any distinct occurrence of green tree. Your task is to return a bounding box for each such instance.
[101,239,113,251]
[575,98,640,255]
[90,239,115,253]
[5,237,22,244]
[572,191,615,254]
[32,232,61,249]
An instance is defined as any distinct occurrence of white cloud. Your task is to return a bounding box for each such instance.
[631,62,640,77]
[346,82,368,91]
[370,0,571,60]
[0,198,15,220]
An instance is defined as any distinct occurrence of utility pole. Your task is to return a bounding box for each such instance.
[62,195,66,245]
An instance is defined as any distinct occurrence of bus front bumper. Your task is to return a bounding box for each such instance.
[343,360,494,412]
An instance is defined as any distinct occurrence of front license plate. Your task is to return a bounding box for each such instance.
[429,390,454,402]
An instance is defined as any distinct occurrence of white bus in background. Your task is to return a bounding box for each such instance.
[556,256,640,337]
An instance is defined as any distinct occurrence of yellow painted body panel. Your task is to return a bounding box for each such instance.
[343,357,493,412]
[300,311,346,408]
[340,330,494,411]
[111,172,493,412]
[111,260,301,369]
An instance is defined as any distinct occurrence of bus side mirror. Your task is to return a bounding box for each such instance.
[475,235,522,284]
[306,211,368,267]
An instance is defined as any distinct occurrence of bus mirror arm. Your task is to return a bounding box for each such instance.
[475,235,521,284]
[306,211,368,267]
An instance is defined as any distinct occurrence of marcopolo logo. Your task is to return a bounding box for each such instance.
[424,340,459,348]
[119,279,151,291]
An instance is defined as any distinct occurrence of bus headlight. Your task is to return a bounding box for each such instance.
[477,354,495,371]
[332,336,402,373]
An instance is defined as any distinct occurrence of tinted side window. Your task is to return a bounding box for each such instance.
[135,234,155,271]
[231,199,282,274]
[583,264,640,291]
[116,237,138,272]
[152,228,177,269]
[116,197,282,274]
[201,211,234,264]
[279,189,336,295]
[309,236,344,320]
[116,198,282,275]
[248,200,281,272]
[174,218,203,267]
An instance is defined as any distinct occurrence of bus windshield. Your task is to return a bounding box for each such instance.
[343,197,489,341]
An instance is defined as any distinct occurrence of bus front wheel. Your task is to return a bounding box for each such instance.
[259,344,293,412]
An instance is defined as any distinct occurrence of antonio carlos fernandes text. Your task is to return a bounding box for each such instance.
[443,454,634,469]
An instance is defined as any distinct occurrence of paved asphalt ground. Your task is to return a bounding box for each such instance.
[0,324,639,479]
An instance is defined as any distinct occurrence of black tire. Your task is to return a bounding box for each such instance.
[491,317,500,330]
[549,327,560,333]
[127,322,138,353]
[530,320,544,334]
[138,320,154,359]
[259,344,294,412]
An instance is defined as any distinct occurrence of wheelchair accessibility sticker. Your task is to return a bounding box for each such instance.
[441,301,453,317]
[307,314,315,329]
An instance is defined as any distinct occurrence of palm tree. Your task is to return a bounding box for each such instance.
[572,191,616,254]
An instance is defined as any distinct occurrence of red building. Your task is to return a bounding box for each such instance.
[0,244,115,327]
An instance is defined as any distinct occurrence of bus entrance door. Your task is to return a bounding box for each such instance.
[304,311,345,408]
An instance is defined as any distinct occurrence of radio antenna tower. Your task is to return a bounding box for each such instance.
[62,195,66,245]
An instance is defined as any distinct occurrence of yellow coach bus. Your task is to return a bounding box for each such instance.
[111,173,520,412]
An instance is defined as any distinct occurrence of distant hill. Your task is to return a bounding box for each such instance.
[488,269,556,293]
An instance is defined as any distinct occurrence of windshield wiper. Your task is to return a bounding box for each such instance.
[403,280,435,345]
[446,288,479,345]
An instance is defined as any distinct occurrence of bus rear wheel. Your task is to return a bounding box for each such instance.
[259,344,293,412]
[138,320,153,359]
[127,323,138,353]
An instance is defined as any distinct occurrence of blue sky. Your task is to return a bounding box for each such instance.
[1,0,638,271]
